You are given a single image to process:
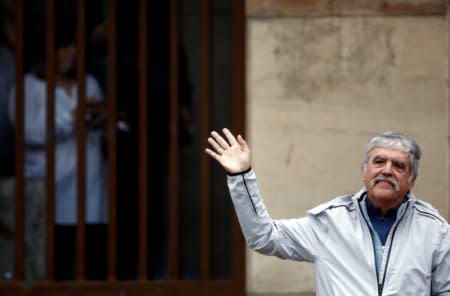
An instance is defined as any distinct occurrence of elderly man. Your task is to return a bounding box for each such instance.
[205,129,450,296]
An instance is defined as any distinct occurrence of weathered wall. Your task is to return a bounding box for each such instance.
[246,0,449,294]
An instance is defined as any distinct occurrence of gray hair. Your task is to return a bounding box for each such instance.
[363,131,422,182]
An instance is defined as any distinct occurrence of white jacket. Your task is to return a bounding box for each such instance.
[227,169,450,296]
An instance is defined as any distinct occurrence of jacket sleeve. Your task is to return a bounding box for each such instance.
[431,221,450,295]
[227,169,325,263]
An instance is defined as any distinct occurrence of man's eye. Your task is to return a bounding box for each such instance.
[394,162,405,170]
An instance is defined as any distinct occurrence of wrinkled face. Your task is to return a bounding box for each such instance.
[56,44,76,75]
[363,147,415,208]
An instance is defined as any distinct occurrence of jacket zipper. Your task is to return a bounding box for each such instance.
[242,175,258,215]
[358,202,382,295]
[358,201,409,296]
[378,203,409,295]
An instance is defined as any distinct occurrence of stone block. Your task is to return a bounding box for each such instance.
[246,0,447,17]
[247,0,331,17]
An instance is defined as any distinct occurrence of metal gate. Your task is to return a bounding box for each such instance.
[0,0,246,295]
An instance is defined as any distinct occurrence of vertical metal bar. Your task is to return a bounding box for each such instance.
[200,0,212,280]
[13,0,25,282]
[107,0,118,280]
[138,0,149,280]
[45,0,56,281]
[76,0,87,280]
[169,0,180,279]
[231,0,246,293]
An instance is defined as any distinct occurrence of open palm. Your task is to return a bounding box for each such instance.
[205,128,250,174]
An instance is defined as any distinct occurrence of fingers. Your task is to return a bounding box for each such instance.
[207,128,246,154]
[205,129,250,173]
[205,147,220,161]
[207,136,224,155]
[211,130,230,150]
[237,134,247,147]
[222,128,237,146]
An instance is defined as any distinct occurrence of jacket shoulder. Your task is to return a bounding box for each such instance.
[308,194,356,216]
[413,199,448,224]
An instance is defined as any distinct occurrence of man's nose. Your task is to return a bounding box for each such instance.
[381,162,393,175]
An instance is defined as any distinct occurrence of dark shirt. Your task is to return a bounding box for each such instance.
[366,199,400,245]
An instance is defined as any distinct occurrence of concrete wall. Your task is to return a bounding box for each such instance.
[246,0,449,294]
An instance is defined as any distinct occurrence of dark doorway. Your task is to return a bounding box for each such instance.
[0,0,245,295]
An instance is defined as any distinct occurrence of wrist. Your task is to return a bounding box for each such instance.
[227,167,252,176]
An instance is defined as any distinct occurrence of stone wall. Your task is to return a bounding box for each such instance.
[246,0,449,294]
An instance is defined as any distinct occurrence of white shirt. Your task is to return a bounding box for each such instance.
[9,73,107,224]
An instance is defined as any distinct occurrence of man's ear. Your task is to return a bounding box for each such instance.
[361,163,366,173]
[361,163,368,183]
[409,175,417,189]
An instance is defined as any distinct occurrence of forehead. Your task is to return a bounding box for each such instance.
[369,147,410,163]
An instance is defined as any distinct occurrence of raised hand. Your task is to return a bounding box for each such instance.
[205,128,251,174]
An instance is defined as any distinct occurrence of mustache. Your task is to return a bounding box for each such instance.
[369,175,400,191]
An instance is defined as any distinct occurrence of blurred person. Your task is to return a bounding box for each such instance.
[9,20,108,281]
